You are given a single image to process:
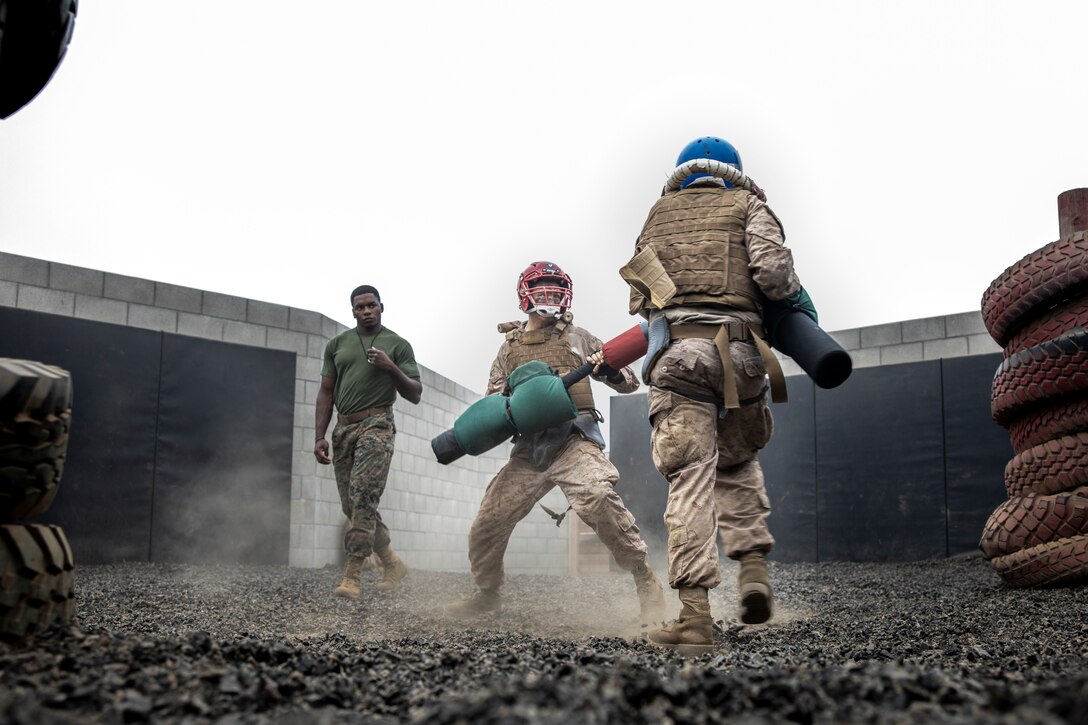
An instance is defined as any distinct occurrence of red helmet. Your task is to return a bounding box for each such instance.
[517,261,573,315]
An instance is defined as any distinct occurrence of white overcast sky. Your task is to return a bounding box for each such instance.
[2,1,1086,398]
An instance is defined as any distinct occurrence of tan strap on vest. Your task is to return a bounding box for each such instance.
[749,327,788,405]
[670,323,788,408]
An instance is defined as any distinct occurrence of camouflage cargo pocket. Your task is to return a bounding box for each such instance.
[668,525,688,550]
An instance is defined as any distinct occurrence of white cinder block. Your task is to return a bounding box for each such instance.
[19,286,75,316]
[924,337,970,360]
[75,295,128,326]
[880,342,924,366]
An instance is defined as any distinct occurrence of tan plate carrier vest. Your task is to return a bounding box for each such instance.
[499,314,596,413]
[621,185,787,407]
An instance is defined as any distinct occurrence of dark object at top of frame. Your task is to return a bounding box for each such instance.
[0,0,78,119]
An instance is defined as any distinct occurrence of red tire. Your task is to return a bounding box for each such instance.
[1005,432,1088,497]
[1004,293,1088,356]
[988,533,1088,588]
[979,488,1088,559]
[981,231,1088,346]
[1009,395,1088,453]
[990,330,1088,426]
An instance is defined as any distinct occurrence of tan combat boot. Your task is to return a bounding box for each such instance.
[442,589,501,619]
[333,555,364,599]
[738,551,773,624]
[632,562,667,625]
[375,547,409,592]
[646,586,714,656]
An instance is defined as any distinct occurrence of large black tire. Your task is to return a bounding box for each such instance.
[988,533,1088,588]
[981,231,1088,347]
[979,488,1088,559]
[0,358,73,522]
[990,330,1088,426]
[0,523,75,643]
[1005,432,1088,497]
[1004,293,1088,356]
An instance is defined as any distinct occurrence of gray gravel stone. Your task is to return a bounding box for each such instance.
[1,555,1086,723]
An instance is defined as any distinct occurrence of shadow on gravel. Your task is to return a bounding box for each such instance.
[2,556,1087,723]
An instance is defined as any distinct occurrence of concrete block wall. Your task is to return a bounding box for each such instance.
[774,310,1002,377]
[0,252,570,573]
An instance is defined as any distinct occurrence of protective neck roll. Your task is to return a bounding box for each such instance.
[664,158,756,194]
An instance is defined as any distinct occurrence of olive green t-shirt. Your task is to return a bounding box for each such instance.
[321,327,420,414]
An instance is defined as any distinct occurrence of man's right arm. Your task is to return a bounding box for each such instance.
[746,195,800,301]
[314,374,336,465]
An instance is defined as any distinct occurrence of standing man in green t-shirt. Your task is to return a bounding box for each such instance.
[315,284,423,599]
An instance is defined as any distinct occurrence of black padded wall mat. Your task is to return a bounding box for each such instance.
[151,335,294,565]
[1,308,295,564]
[942,353,1010,555]
[761,376,818,562]
[0,308,160,563]
[815,361,947,561]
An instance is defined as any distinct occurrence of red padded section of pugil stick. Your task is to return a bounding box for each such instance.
[601,325,648,369]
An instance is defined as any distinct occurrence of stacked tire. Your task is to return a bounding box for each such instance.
[979,225,1088,587]
[0,359,76,642]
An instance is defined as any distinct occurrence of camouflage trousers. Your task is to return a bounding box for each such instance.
[332,412,394,558]
[468,437,649,591]
[648,338,775,590]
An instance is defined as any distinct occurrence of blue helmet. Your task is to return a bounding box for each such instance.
[676,137,743,189]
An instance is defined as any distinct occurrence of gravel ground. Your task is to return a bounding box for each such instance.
[1,555,1087,724]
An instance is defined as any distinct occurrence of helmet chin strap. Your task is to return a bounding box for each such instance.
[529,306,562,318]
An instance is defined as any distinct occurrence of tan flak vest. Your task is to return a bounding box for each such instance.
[621,185,788,407]
[498,313,596,413]
[623,185,763,316]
